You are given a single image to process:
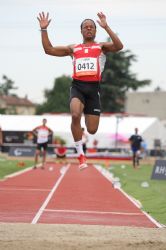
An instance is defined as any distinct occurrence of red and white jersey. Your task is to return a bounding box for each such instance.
[35,126,50,144]
[72,43,106,82]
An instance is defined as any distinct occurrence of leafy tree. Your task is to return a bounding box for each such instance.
[36,75,71,114]
[0,75,18,96]
[100,49,151,112]
[0,108,6,114]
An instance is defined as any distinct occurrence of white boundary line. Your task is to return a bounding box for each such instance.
[142,210,164,228]
[2,164,42,180]
[94,164,163,228]
[44,208,143,216]
[0,187,50,192]
[31,164,70,224]
[2,167,33,180]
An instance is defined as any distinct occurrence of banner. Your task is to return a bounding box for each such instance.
[151,160,166,180]
[3,131,52,144]
[9,146,36,157]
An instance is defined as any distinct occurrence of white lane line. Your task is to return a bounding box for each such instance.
[2,166,35,180]
[44,209,143,216]
[94,164,163,228]
[31,164,70,224]
[0,188,51,192]
[142,210,163,228]
[1,164,42,181]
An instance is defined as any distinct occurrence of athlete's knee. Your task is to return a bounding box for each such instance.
[87,127,98,135]
[71,112,81,123]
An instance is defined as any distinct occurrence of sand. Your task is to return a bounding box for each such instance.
[0,223,166,250]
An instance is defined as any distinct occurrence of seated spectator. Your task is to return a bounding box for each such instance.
[54,140,67,164]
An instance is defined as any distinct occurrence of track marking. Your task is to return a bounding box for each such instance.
[94,164,163,228]
[1,166,34,180]
[2,163,42,181]
[142,210,164,228]
[0,188,51,192]
[31,164,70,224]
[44,209,143,216]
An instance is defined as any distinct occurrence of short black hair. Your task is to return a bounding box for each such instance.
[80,19,96,30]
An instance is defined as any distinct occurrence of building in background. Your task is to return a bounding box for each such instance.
[0,95,36,115]
[125,90,166,121]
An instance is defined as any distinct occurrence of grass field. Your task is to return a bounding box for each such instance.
[0,155,34,179]
[107,161,166,226]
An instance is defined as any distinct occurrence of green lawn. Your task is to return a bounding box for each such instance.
[107,162,166,226]
[0,155,34,179]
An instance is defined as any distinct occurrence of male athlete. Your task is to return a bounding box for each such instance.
[37,11,123,170]
[129,128,143,168]
[32,118,53,169]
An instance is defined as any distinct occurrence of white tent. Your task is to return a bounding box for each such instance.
[96,115,166,149]
[0,114,165,149]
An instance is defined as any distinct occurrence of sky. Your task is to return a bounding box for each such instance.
[0,0,166,103]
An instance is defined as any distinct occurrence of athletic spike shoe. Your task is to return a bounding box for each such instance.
[78,154,88,170]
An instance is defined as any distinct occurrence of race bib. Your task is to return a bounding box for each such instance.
[75,57,97,76]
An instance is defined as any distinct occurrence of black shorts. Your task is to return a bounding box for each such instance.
[37,142,48,151]
[70,79,101,116]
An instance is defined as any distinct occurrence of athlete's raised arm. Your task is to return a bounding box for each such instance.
[37,12,73,57]
[97,12,123,53]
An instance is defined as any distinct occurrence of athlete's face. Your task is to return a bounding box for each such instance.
[135,128,138,134]
[81,20,96,41]
[43,119,47,126]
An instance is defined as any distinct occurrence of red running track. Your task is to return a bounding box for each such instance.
[0,162,161,227]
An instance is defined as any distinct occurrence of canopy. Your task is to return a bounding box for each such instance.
[0,114,165,149]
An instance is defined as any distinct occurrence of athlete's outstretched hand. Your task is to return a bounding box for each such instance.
[97,12,108,29]
[37,12,51,29]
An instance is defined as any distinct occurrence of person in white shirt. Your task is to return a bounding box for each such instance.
[32,118,53,169]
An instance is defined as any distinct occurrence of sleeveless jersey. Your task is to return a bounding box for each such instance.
[72,43,106,82]
[35,125,50,144]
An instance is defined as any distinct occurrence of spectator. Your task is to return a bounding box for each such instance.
[129,128,143,168]
[32,118,53,169]
[54,140,67,164]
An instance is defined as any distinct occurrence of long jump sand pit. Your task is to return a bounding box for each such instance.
[0,223,166,250]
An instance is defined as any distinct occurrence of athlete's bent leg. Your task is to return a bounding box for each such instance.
[70,97,84,142]
[70,97,88,170]
[85,114,100,134]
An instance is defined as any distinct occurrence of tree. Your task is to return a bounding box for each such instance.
[36,75,71,114]
[0,75,18,96]
[100,49,151,112]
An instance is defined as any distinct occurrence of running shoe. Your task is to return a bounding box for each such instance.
[78,154,88,170]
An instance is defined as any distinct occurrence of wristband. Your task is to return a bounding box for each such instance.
[40,29,47,31]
